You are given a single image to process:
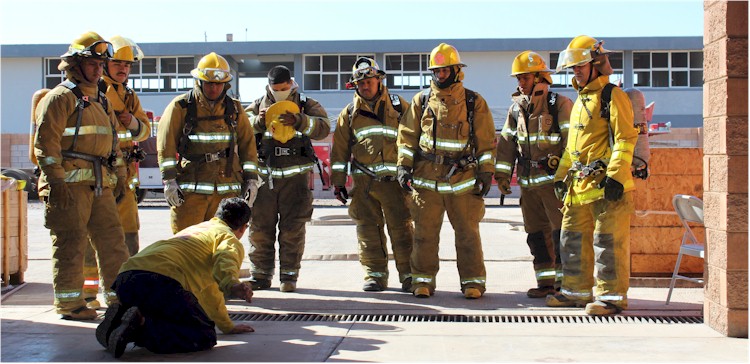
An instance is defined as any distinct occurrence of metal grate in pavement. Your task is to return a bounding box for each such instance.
[228,313,703,324]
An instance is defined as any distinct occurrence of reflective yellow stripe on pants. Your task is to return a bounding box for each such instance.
[559,192,633,308]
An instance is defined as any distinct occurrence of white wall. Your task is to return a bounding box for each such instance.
[1,57,43,134]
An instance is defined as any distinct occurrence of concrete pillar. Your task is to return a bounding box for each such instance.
[702,0,748,338]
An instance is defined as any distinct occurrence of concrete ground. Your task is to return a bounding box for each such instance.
[1,196,747,362]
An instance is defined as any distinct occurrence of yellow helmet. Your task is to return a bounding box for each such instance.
[349,57,386,83]
[191,52,233,83]
[266,101,300,143]
[511,50,553,84]
[555,35,610,72]
[60,31,113,60]
[428,43,466,69]
[109,36,144,63]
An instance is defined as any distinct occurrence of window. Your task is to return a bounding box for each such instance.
[633,51,703,88]
[44,58,66,89]
[130,56,195,93]
[549,52,624,88]
[384,53,431,90]
[303,54,374,91]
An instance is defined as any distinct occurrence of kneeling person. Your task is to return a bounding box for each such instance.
[97,197,255,358]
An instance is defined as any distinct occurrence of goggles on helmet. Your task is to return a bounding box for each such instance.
[71,40,114,59]
[353,66,380,80]
[200,68,230,82]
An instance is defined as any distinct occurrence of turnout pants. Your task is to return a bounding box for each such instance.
[171,191,238,234]
[113,270,217,354]
[45,184,129,314]
[409,189,486,294]
[348,175,413,287]
[519,184,563,288]
[83,187,140,299]
[248,173,313,282]
[559,192,633,309]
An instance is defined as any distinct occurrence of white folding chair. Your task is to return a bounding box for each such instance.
[666,194,705,305]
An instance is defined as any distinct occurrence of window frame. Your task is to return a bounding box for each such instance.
[383,53,431,91]
[632,50,703,88]
[302,54,375,91]
[43,58,66,89]
[130,56,195,93]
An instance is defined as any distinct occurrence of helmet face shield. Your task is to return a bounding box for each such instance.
[110,36,144,63]
[555,48,592,72]
[115,45,144,63]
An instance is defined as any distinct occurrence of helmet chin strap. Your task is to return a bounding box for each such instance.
[199,80,227,103]
[77,62,98,84]
[433,66,459,89]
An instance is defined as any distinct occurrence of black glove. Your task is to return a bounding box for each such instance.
[397,166,413,192]
[47,178,73,209]
[554,181,567,201]
[334,186,348,205]
[474,172,493,197]
[601,176,624,201]
[113,173,127,202]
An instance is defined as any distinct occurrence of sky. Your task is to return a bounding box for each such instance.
[0,0,704,45]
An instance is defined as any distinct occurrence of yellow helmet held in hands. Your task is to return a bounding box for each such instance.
[555,35,611,73]
[60,31,113,60]
[266,101,300,143]
[109,36,144,63]
[511,50,553,84]
[428,43,466,69]
[191,52,233,83]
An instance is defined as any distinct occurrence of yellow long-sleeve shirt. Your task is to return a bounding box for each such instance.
[118,217,244,333]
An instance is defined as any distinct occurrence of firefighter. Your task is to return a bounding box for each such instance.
[546,35,637,315]
[98,198,254,358]
[33,31,130,320]
[244,65,330,293]
[157,52,260,234]
[396,43,496,299]
[331,57,414,292]
[495,51,573,298]
[81,36,150,309]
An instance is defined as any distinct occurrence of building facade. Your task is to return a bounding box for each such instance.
[1,36,702,168]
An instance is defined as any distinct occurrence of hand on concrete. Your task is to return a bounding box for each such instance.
[229,323,255,334]
[230,282,253,303]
